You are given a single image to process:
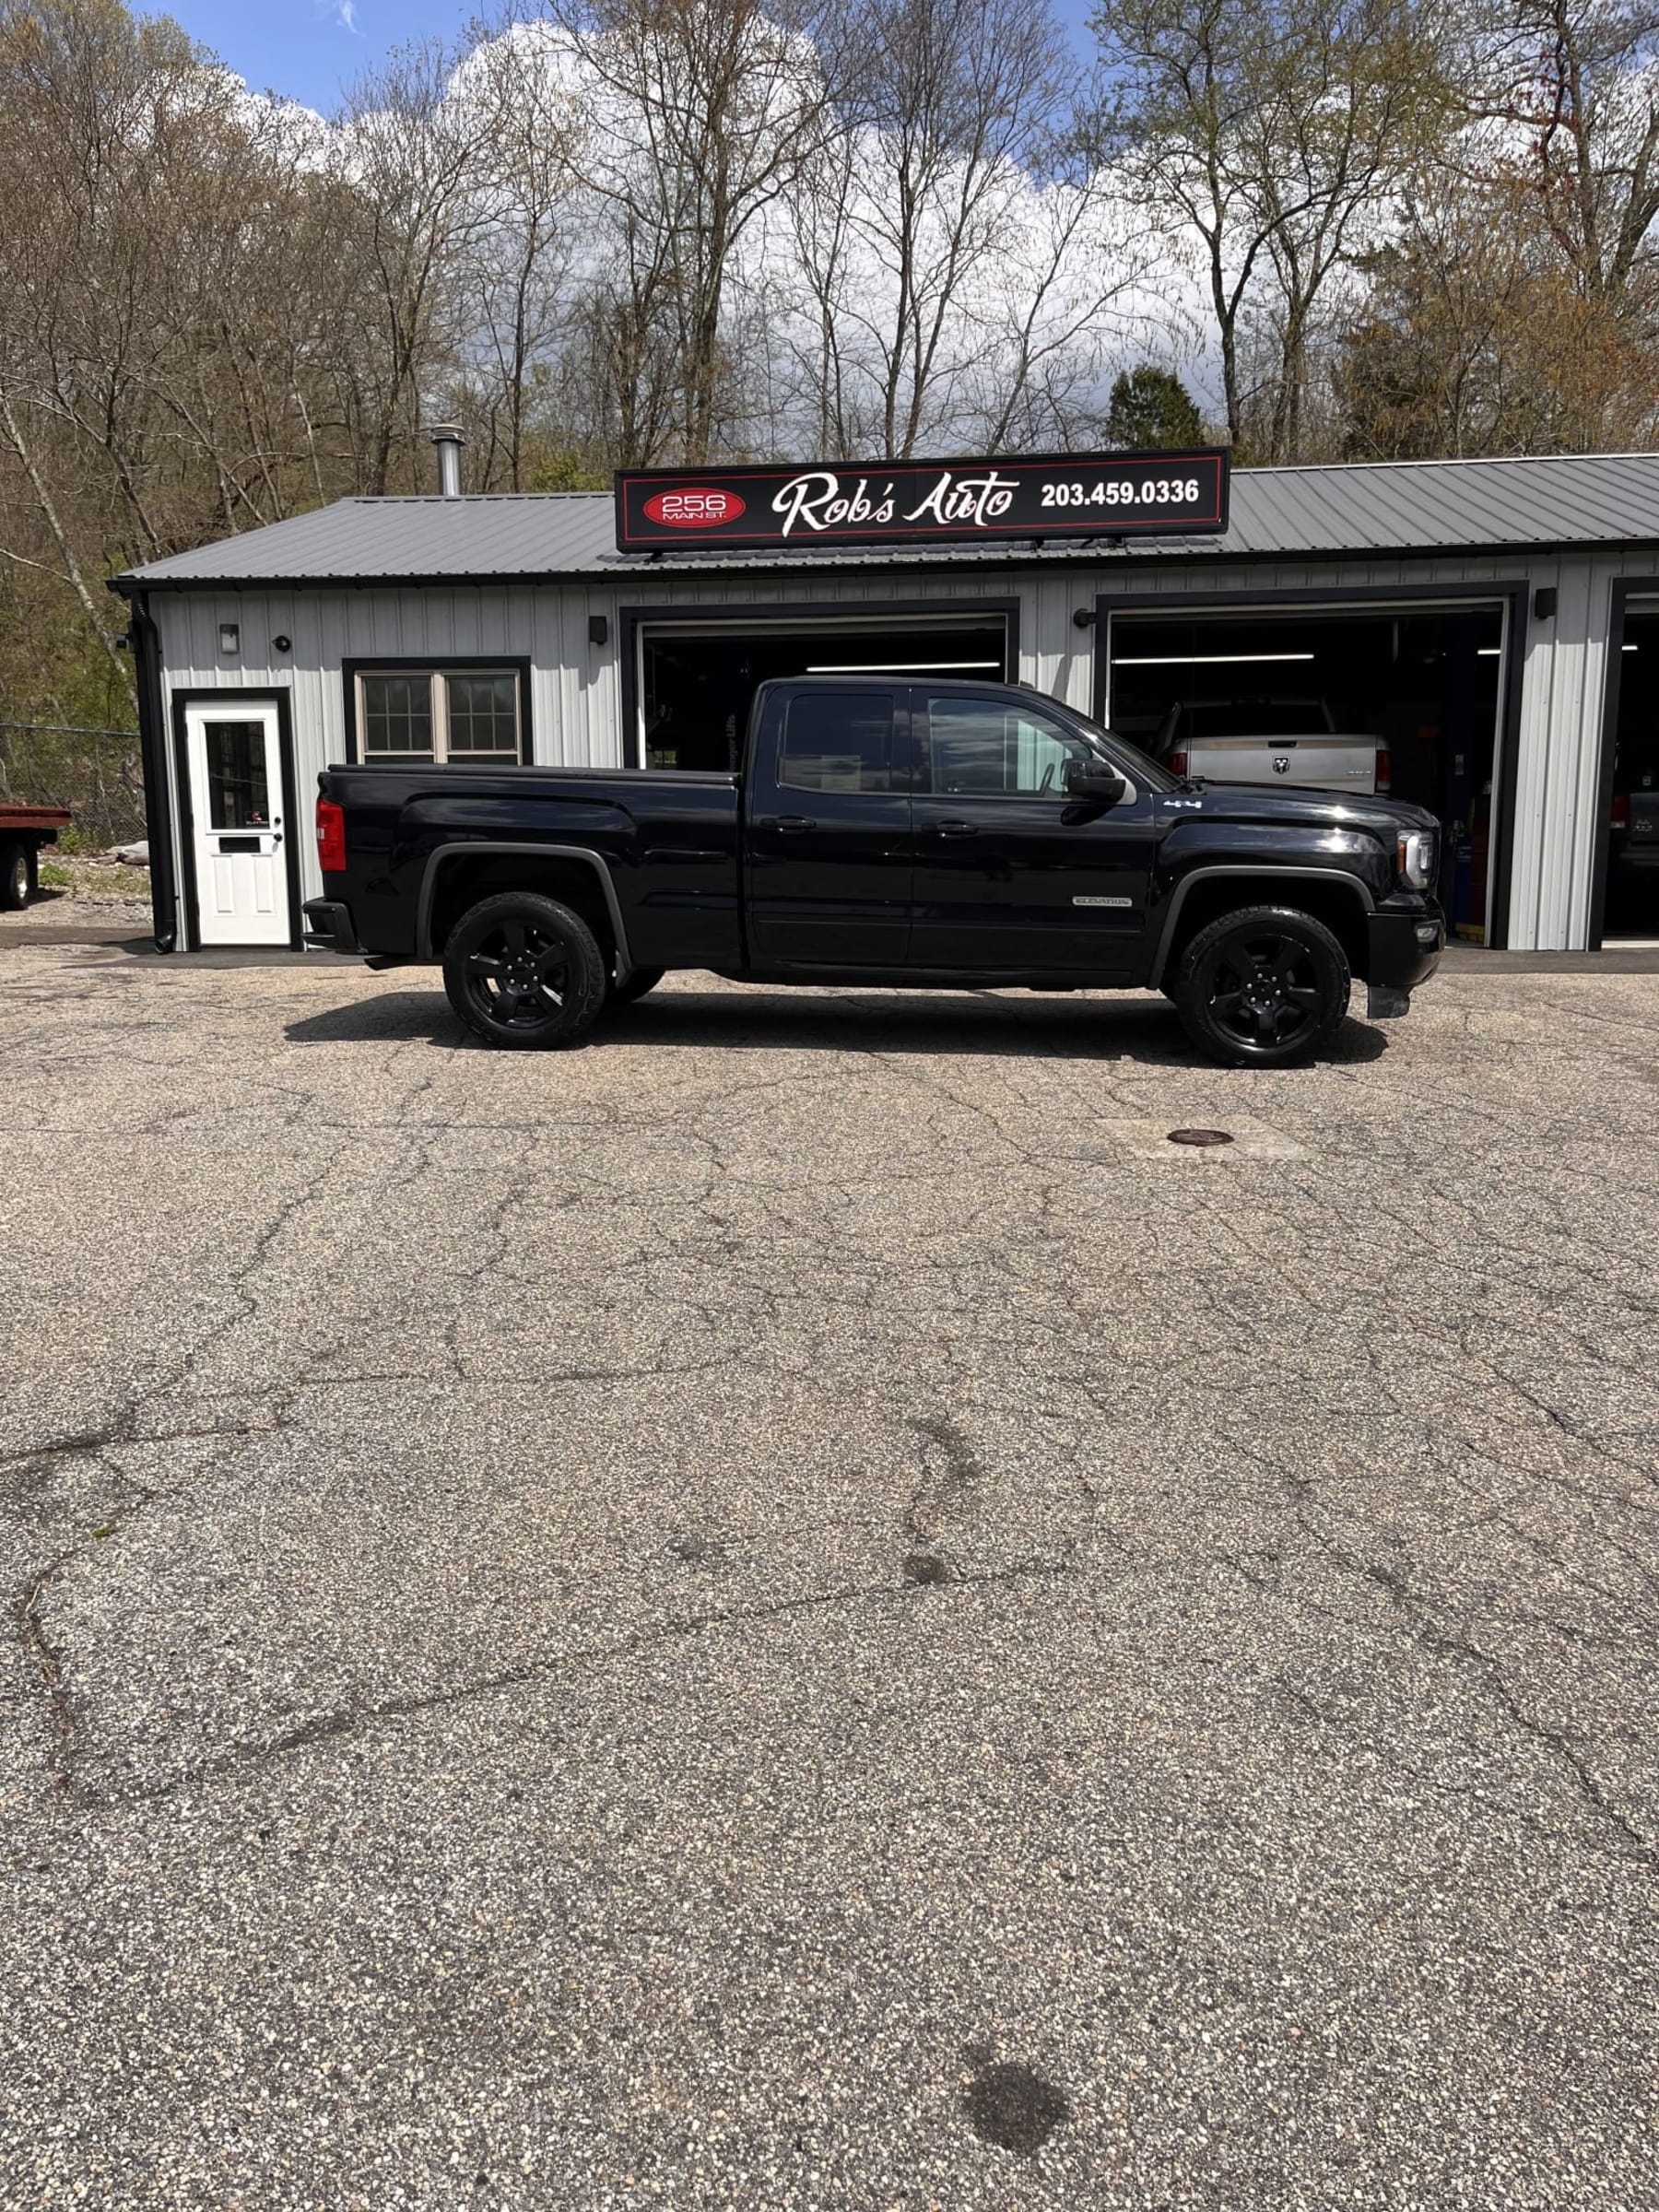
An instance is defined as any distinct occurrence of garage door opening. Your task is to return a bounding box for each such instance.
[1105,602,1507,944]
[636,613,1012,771]
[1602,603,1659,942]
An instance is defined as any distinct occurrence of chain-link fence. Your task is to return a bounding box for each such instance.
[0,722,146,850]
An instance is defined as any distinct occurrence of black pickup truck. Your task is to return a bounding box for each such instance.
[304,676,1443,1065]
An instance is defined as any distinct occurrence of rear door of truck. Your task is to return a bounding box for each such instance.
[743,681,912,966]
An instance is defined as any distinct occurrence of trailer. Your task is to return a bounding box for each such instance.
[0,804,73,910]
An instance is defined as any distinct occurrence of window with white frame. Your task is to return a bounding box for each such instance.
[357,669,524,763]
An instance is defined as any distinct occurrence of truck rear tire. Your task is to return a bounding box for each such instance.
[441,892,607,1050]
[1,841,30,911]
[1171,905,1350,1066]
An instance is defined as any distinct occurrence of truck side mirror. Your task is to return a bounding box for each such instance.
[1065,760,1127,806]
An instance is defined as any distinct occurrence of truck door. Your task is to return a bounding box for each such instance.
[910,690,1154,978]
[745,683,912,967]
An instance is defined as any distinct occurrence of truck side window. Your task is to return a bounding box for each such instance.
[780,691,895,793]
[925,697,1089,797]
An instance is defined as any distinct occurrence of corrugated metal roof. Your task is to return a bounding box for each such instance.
[112,451,1659,588]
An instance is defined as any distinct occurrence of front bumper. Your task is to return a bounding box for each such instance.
[301,897,359,955]
[1365,899,1444,1018]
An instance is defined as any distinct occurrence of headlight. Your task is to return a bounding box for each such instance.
[1396,830,1436,888]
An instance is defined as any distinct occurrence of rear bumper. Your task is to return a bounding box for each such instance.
[301,898,359,955]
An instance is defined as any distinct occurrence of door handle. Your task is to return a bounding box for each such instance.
[759,815,817,833]
[931,819,978,838]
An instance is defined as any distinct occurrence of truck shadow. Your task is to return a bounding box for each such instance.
[283,982,1388,1066]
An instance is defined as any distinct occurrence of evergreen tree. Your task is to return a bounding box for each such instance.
[1104,365,1203,449]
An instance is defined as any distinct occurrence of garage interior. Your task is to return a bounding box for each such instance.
[1604,602,1659,940]
[639,614,1011,772]
[1106,603,1505,942]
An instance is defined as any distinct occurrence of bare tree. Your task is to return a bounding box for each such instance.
[1464,0,1659,307]
[794,0,1124,458]
[539,0,839,463]
[1093,0,1448,456]
[450,23,586,488]
[339,38,497,492]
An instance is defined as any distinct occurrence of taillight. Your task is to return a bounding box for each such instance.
[1612,794,1631,830]
[316,797,346,872]
[1169,749,1188,777]
[1376,747,1393,794]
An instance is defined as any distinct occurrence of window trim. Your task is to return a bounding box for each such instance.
[342,656,533,766]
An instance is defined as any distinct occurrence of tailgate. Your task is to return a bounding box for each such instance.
[1187,735,1376,794]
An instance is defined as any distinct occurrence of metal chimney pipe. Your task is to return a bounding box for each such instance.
[429,424,464,498]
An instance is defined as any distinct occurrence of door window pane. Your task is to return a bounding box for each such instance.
[204,723,269,828]
[926,698,1089,796]
[780,691,894,792]
[362,675,434,758]
[445,673,519,759]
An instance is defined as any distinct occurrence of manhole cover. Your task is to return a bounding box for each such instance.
[1166,1127,1234,1147]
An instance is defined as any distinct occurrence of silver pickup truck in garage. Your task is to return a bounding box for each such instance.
[1156,698,1390,795]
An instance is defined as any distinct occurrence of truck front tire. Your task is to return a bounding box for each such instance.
[442,892,607,1050]
[1171,905,1351,1066]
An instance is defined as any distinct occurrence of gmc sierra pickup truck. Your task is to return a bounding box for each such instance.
[303,676,1444,1066]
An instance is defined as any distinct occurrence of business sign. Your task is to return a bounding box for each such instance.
[615,448,1230,553]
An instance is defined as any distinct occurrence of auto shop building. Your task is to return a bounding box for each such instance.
[112,445,1659,955]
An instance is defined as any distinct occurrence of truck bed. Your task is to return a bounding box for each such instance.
[314,761,745,968]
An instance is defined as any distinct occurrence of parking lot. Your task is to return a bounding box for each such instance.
[4,945,1658,2210]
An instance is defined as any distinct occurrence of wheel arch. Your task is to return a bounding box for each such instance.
[418,842,632,979]
[1150,867,1373,987]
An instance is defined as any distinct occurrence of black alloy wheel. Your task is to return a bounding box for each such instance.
[441,892,606,1050]
[1172,905,1350,1066]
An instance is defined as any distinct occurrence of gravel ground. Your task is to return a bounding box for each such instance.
[7,870,151,935]
[3,947,1657,2210]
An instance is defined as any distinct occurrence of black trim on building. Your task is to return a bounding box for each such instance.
[339,655,535,765]
[1090,579,1529,952]
[1590,575,1659,948]
[170,688,302,950]
[128,593,176,950]
[618,595,1021,769]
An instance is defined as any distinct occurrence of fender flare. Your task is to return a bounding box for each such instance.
[1148,865,1375,988]
[417,840,633,981]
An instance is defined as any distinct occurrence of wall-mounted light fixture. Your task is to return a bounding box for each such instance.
[272,634,291,653]
[1534,587,1558,620]
[588,614,609,647]
[1073,607,1098,629]
[218,622,240,656]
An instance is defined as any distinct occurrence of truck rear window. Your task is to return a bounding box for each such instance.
[780,692,897,793]
[1182,700,1333,738]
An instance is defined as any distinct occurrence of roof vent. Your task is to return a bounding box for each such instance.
[429,423,464,499]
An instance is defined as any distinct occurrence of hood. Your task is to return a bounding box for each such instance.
[1172,782,1440,839]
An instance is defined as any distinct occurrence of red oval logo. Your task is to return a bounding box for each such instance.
[641,487,747,530]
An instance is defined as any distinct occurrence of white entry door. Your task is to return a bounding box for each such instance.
[182,702,291,947]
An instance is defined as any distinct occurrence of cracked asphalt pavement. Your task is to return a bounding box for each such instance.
[4,944,1658,2209]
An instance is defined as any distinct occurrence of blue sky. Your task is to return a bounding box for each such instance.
[165,0,1100,114]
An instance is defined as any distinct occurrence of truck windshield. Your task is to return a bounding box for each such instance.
[1182,699,1333,738]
